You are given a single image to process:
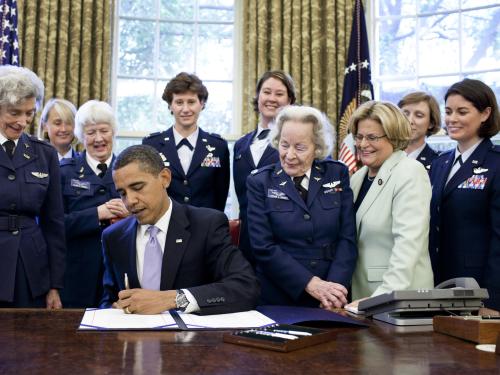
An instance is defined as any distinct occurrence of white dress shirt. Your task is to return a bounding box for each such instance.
[0,133,19,153]
[173,127,198,175]
[86,153,113,176]
[250,124,273,167]
[406,142,426,160]
[135,198,199,313]
[58,148,73,161]
[446,138,483,184]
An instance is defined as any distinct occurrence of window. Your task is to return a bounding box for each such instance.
[371,0,500,109]
[112,0,238,148]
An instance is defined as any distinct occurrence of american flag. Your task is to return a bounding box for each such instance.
[0,0,19,66]
[338,0,373,174]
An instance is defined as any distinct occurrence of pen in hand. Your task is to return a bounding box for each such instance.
[124,273,130,290]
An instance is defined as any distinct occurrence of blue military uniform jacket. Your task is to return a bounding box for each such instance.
[59,152,119,307]
[0,133,66,302]
[416,143,439,172]
[233,129,279,265]
[143,127,230,211]
[429,138,500,310]
[246,159,358,306]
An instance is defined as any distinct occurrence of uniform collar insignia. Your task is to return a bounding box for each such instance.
[202,138,207,142]
[23,153,30,159]
[276,169,283,175]
[164,137,170,141]
[279,181,287,186]
[206,145,215,152]
[471,160,478,164]
[313,177,321,182]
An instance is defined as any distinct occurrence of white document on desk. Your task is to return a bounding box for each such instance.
[78,308,275,331]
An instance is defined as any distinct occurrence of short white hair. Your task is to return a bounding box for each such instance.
[0,65,44,111]
[271,105,335,159]
[74,100,116,143]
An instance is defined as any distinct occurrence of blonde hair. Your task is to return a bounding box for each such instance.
[38,98,77,139]
[271,105,334,159]
[349,101,411,151]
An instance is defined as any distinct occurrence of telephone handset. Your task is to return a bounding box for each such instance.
[435,277,480,289]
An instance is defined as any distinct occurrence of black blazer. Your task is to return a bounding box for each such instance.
[100,200,260,314]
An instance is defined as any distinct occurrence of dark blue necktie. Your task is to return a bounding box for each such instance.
[293,175,308,202]
[3,140,15,159]
[256,129,270,140]
[97,163,107,178]
[176,138,194,151]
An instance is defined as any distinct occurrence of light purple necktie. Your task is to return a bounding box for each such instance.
[142,226,163,290]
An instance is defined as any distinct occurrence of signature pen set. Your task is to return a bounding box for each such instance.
[223,324,337,352]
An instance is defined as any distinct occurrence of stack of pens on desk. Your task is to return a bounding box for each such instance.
[223,324,337,352]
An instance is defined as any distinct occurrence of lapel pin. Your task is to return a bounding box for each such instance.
[471,160,478,164]
[79,167,84,173]
[206,145,215,152]
[23,153,30,159]
[79,174,84,179]
[202,138,207,142]
[176,239,183,243]
[276,169,283,175]
[420,157,426,161]
[378,179,383,185]
[314,177,321,182]
[24,143,30,148]
[279,181,287,186]
[164,137,170,141]
[315,165,321,170]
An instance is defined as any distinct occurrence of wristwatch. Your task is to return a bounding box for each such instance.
[175,289,189,312]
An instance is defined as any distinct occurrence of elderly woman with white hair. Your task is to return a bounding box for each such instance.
[246,105,357,308]
[59,100,128,308]
[0,65,66,308]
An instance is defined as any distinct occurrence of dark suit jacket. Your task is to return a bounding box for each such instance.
[100,200,260,314]
[0,133,66,303]
[429,138,500,310]
[143,127,230,211]
[59,152,119,307]
[246,159,358,307]
[416,143,439,172]
[233,130,279,265]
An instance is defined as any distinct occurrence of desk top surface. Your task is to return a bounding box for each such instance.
[0,309,498,374]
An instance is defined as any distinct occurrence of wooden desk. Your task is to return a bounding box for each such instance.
[0,309,498,374]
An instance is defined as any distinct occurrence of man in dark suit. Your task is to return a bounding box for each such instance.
[143,72,229,211]
[100,145,259,315]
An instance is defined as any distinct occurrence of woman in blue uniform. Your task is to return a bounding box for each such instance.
[0,66,66,308]
[39,98,79,162]
[233,70,296,266]
[398,91,441,171]
[429,79,500,312]
[247,105,357,308]
[59,100,129,307]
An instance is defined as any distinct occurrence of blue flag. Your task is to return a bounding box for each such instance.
[338,0,373,172]
[0,0,19,66]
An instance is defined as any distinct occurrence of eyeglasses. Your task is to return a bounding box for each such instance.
[354,134,387,144]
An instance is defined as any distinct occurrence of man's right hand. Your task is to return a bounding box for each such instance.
[113,289,177,314]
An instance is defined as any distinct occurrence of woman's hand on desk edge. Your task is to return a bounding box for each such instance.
[113,289,177,314]
[46,289,62,309]
[306,276,348,309]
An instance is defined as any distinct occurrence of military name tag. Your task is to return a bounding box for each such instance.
[201,155,221,168]
[267,188,289,200]
[71,179,91,190]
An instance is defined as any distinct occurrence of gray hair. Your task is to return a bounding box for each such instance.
[74,100,116,143]
[0,65,44,110]
[271,105,334,159]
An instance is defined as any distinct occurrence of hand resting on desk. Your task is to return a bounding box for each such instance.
[306,276,348,309]
[113,289,177,314]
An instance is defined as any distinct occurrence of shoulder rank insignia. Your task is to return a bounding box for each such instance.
[322,181,340,188]
[31,172,49,178]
